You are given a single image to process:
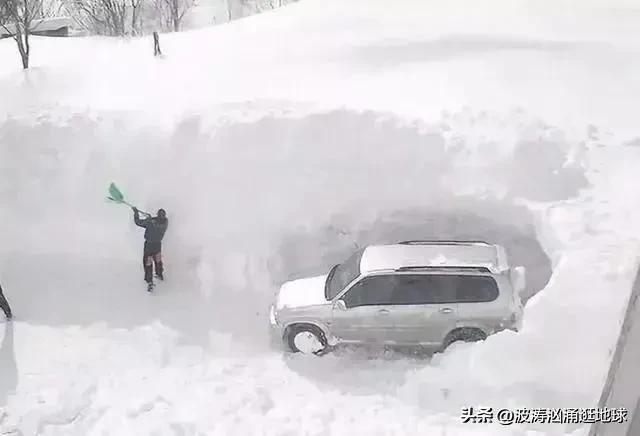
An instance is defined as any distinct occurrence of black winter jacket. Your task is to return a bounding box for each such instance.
[134,211,168,243]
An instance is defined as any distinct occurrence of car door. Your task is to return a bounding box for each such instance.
[384,274,459,346]
[331,275,397,344]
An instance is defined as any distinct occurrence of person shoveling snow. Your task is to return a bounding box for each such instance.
[107,183,169,292]
[133,207,169,292]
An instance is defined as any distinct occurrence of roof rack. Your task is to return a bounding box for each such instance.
[395,266,492,273]
[397,240,491,246]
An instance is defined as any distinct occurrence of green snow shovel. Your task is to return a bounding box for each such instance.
[107,182,151,217]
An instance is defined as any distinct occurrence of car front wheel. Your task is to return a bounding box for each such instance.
[286,324,328,355]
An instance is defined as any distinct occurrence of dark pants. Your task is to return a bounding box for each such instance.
[0,284,11,318]
[143,241,163,283]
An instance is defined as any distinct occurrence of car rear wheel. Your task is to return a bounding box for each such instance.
[443,328,487,350]
[286,325,328,355]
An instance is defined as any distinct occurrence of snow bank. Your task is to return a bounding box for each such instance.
[0,104,622,436]
[0,108,581,336]
[2,0,640,434]
[2,0,640,133]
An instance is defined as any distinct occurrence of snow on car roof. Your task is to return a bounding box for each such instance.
[360,242,505,274]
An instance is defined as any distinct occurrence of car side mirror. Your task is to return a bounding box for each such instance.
[334,300,347,311]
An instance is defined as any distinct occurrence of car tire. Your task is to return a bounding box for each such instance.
[286,324,329,355]
[442,328,487,350]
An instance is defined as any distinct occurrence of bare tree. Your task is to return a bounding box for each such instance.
[68,0,127,35]
[149,0,167,30]
[129,0,142,34]
[171,0,191,31]
[239,0,287,15]
[152,0,192,32]
[0,0,6,22]
[225,0,231,21]
[0,0,45,69]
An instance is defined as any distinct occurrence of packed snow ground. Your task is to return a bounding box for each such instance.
[2,0,640,435]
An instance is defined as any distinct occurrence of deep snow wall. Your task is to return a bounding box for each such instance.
[4,105,638,436]
[2,0,640,433]
[0,106,585,348]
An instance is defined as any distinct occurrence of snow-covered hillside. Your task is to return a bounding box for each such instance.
[1,0,640,434]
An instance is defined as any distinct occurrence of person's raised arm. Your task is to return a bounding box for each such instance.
[133,207,147,228]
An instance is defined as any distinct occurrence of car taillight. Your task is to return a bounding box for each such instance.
[507,311,522,331]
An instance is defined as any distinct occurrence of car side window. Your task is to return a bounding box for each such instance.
[391,274,498,304]
[455,275,499,302]
[342,275,396,308]
[393,275,457,305]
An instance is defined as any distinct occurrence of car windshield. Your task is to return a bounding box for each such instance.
[325,248,364,300]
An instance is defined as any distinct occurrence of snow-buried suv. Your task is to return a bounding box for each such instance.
[269,240,526,354]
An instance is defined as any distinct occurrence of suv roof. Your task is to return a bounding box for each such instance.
[360,241,508,274]
[397,240,492,246]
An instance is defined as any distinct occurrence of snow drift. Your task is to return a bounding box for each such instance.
[2,0,640,434]
[0,103,632,436]
[0,108,577,346]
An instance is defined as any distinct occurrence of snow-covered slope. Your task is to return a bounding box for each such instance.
[1,0,640,435]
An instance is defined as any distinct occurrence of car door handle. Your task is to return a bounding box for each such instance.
[378,309,390,315]
[439,307,454,314]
